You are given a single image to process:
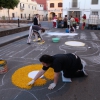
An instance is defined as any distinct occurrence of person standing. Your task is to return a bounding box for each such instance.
[28,53,88,89]
[75,15,79,25]
[63,15,68,28]
[33,14,39,25]
[82,14,86,30]
[53,15,57,28]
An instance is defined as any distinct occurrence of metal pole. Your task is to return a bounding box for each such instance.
[18,17,20,27]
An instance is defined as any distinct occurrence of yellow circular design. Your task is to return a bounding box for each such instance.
[11,64,54,89]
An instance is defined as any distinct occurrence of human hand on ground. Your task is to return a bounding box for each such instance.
[28,79,35,86]
[48,83,56,90]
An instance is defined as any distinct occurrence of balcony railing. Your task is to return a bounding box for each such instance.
[20,7,24,10]
[69,2,80,9]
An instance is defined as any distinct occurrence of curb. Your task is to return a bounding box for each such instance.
[0,34,28,47]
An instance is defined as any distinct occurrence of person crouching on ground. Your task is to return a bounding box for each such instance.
[69,26,75,33]
[27,25,45,44]
[28,53,88,90]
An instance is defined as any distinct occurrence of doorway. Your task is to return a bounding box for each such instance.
[68,11,80,20]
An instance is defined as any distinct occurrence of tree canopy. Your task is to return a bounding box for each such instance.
[0,0,19,9]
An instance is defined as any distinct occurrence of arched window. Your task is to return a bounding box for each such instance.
[58,3,62,7]
[50,3,54,8]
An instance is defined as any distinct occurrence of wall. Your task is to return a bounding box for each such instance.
[63,0,100,19]
[0,0,38,19]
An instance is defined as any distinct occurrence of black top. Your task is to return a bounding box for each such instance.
[42,53,78,72]
[33,17,38,25]
[32,25,41,31]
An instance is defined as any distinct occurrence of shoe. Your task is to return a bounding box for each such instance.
[33,39,37,42]
[27,43,31,45]
[33,38,41,42]
[38,41,45,44]
[82,70,88,76]
[38,38,41,41]
[82,65,88,76]
[81,59,88,76]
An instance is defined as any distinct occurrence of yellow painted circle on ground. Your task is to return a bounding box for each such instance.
[65,41,85,46]
[11,64,54,89]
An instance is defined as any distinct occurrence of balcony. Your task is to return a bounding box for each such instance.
[69,2,80,10]
[20,7,24,10]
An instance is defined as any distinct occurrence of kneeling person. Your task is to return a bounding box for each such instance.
[28,53,88,89]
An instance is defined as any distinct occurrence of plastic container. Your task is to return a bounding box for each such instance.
[52,38,60,43]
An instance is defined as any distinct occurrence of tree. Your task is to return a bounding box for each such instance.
[0,0,19,20]
[0,0,4,9]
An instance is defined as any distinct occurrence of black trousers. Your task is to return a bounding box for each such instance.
[63,56,84,78]
[64,22,68,28]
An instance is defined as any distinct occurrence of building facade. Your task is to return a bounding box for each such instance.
[0,0,46,20]
[47,0,63,20]
[63,0,100,19]
[37,4,48,21]
[35,0,47,10]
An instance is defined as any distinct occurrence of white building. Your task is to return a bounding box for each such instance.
[63,0,100,19]
[37,4,48,21]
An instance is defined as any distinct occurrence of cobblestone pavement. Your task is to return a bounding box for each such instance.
[0,28,100,100]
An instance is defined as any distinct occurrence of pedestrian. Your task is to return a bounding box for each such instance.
[82,14,86,30]
[70,16,75,26]
[63,15,68,28]
[27,25,45,44]
[75,15,79,25]
[53,15,57,28]
[28,53,88,89]
[33,14,39,25]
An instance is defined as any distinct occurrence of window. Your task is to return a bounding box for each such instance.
[91,0,98,4]
[23,4,24,8]
[12,13,15,18]
[50,3,54,8]
[92,11,98,15]
[20,3,21,7]
[58,3,62,7]
[72,0,77,7]
[24,14,26,18]
[28,5,30,8]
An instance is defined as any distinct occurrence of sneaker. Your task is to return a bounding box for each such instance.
[82,70,88,76]
[81,59,88,76]
[33,39,37,42]
[82,66,88,76]
[33,38,41,42]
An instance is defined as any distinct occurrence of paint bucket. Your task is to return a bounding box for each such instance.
[66,28,69,33]
[0,60,8,74]
[52,38,60,43]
